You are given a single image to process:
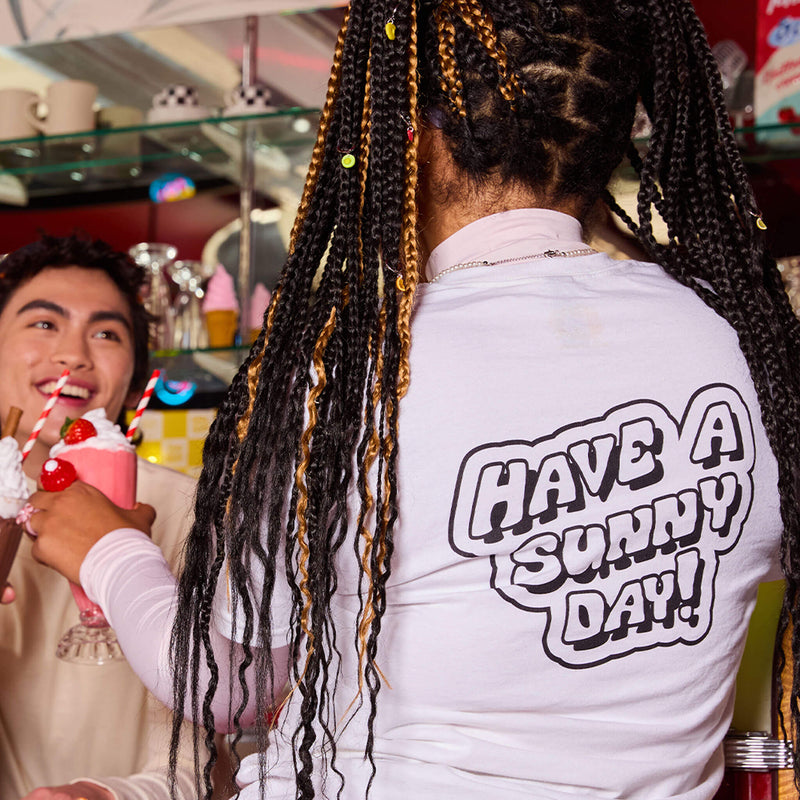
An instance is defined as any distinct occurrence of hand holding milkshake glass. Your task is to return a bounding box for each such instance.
[46,370,159,665]
[44,408,138,664]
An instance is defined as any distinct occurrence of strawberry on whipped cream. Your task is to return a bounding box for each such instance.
[49,408,137,508]
[50,408,134,457]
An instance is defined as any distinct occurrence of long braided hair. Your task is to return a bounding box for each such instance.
[170,0,800,796]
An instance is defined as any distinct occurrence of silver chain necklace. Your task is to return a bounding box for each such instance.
[428,246,597,284]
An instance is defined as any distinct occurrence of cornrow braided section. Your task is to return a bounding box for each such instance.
[434,5,467,118]
[454,0,523,104]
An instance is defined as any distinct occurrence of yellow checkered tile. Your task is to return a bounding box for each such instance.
[126,408,216,479]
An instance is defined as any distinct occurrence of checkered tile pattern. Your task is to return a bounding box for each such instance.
[237,84,272,105]
[228,83,273,107]
[129,408,215,478]
[153,85,198,108]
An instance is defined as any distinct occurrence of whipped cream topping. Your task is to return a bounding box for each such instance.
[49,408,135,456]
[0,436,30,515]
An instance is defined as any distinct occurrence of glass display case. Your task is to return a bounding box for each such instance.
[0,107,320,433]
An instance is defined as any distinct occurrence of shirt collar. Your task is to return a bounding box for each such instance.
[424,208,587,283]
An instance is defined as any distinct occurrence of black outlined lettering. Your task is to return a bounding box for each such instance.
[449,384,755,667]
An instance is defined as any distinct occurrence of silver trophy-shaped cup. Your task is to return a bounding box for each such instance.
[168,260,211,351]
[129,242,178,351]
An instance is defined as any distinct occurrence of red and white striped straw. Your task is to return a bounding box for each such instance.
[126,369,161,441]
[21,368,70,462]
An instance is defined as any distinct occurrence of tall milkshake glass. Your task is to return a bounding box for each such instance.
[0,494,27,590]
[0,410,27,588]
[51,411,137,665]
[0,497,27,589]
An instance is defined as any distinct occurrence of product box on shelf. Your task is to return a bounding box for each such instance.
[755,0,800,145]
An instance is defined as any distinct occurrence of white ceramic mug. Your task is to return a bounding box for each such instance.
[0,88,39,141]
[26,80,98,136]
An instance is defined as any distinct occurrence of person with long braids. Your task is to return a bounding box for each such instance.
[24,0,800,798]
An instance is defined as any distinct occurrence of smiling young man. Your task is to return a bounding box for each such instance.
[0,235,206,800]
[0,266,142,480]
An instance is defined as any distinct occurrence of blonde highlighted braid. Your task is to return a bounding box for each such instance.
[290,6,351,253]
[434,5,467,118]
[396,0,420,398]
[454,0,525,104]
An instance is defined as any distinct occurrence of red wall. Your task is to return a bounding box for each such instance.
[0,188,241,260]
[693,0,757,62]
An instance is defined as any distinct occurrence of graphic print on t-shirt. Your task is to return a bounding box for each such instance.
[448,384,754,668]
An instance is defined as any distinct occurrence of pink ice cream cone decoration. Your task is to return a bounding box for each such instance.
[203,264,240,348]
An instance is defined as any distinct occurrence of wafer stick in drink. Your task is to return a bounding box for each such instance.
[0,512,23,590]
[2,407,22,439]
[21,369,70,461]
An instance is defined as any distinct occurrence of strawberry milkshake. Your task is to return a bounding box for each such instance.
[44,408,136,661]
[49,409,137,510]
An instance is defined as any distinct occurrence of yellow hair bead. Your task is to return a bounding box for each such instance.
[396,275,407,292]
[756,216,767,231]
[385,21,396,40]
[341,153,356,169]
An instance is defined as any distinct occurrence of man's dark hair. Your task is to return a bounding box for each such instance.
[0,233,152,396]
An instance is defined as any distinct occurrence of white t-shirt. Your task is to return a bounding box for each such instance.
[219,208,783,799]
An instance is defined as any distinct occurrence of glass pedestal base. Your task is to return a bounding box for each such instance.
[56,620,124,666]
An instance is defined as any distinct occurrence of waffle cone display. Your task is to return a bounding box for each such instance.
[205,310,238,348]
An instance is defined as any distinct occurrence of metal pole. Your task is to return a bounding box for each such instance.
[238,15,258,345]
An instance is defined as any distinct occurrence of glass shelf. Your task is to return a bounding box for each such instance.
[0,108,320,199]
[730,119,800,163]
[5,112,800,203]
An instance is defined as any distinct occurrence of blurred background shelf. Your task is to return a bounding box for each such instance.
[0,108,320,200]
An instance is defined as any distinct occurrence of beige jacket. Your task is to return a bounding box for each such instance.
[0,458,201,800]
